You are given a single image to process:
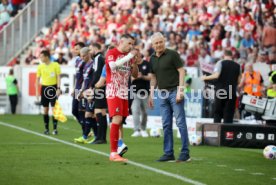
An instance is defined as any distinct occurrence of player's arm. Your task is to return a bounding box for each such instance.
[95,77,106,88]
[131,62,139,78]
[56,64,61,97]
[108,50,138,71]
[95,65,106,88]
[35,77,40,102]
[201,60,221,81]
[148,73,157,109]
[35,65,41,102]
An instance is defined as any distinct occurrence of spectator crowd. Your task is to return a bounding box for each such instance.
[21,0,276,101]
[0,0,30,30]
[23,0,275,68]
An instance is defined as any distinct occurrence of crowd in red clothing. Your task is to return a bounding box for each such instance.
[0,0,29,30]
[25,0,275,69]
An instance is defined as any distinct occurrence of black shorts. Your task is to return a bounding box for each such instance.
[94,88,107,109]
[78,98,86,111]
[86,100,95,113]
[41,85,57,107]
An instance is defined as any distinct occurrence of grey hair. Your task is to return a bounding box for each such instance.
[80,47,90,55]
[150,32,165,43]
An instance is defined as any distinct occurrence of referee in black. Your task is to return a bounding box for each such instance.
[201,50,241,123]
[36,50,61,135]
[90,43,108,144]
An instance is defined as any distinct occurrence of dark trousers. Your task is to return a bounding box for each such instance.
[9,95,18,114]
[214,95,236,123]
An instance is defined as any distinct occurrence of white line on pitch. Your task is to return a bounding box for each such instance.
[272,178,276,180]
[0,121,206,185]
[234,169,245,172]
[0,142,60,145]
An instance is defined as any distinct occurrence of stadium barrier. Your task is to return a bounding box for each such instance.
[199,123,276,148]
[0,0,70,66]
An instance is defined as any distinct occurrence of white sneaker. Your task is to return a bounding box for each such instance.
[117,143,128,157]
[131,131,141,137]
[141,130,149,137]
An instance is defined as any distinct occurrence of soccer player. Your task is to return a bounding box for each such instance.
[105,34,139,162]
[89,43,108,144]
[74,47,97,144]
[36,50,61,135]
[94,64,128,155]
[70,42,87,142]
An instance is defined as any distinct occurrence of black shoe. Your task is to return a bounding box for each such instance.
[44,130,50,135]
[90,139,107,144]
[156,154,175,162]
[176,155,191,163]
[52,130,58,135]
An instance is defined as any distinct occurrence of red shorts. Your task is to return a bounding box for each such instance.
[107,97,129,118]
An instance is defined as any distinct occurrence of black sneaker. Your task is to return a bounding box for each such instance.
[156,154,175,162]
[176,155,191,163]
[90,140,107,144]
[44,130,50,135]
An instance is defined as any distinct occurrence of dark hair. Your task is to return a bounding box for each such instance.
[40,50,51,58]
[92,43,101,50]
[121,34,134,40]
[224,50,233,57]
[74,42,85,48]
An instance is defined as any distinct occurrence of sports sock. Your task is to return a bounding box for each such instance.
[43,114,49,130]
[110,123,120,153]
[96,113,103,140]
[91,117,98,138]
[84,117,93,139]
[102,115,107,141]
[79,111,85,135]
[52,116,58,130]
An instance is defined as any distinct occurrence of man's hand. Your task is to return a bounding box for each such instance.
[130,49,138,56]
[77,90,83,100]
[36,95,40,103]
[176,90,184,103]
[56,89,61,97]
[148,96,154,109]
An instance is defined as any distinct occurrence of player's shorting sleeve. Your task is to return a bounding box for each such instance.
[91,55,105,88]
[36,65,41,77]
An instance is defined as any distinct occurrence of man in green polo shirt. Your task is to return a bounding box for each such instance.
[148,32,190,163]
[5,69,19,114]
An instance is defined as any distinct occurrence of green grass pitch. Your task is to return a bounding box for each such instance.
[0,115,275,185]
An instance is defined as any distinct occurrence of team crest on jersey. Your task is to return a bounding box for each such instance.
[108,55,114,60]
[116,107,120,113]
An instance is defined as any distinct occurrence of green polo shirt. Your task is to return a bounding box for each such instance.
[150,49,183,90]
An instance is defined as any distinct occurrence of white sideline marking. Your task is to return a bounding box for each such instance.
[234,169,245,172]
[272,178,276,180]
[251,173,264,176]
[0,121,206,185]
[0,142,59,145]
